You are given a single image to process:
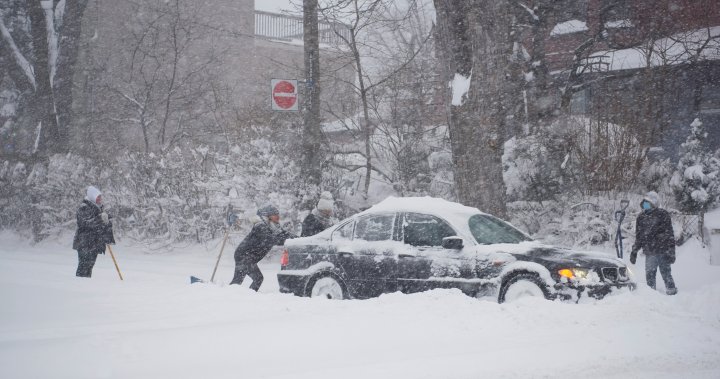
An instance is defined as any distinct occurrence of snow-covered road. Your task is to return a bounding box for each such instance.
[1,233,719,379]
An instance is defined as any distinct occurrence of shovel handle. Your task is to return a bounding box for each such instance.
[107,245,124,281]
[210,229,230,283]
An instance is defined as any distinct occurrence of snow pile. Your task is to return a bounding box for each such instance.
[450,72,471,106]
[550,19,588,36]
[587,26,720,71]
[1,233,720,378]
[605,19,633,29]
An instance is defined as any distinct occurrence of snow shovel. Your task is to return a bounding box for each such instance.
[614,199,630,259]
[190,228,230,284]
[106,245,124,281]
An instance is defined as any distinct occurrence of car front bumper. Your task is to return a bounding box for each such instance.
[553,280,636,301]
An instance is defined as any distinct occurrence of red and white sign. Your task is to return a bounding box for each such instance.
[271,79,299,111]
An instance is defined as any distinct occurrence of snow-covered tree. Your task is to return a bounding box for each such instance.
[0,0,88,157]
[670,118,720,245]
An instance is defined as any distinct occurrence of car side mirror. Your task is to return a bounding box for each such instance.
[442,236,463,250]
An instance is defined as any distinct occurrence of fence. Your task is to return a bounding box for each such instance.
[254,11,351,45]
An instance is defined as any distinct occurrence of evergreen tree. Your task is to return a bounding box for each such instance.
[670,118,720,245]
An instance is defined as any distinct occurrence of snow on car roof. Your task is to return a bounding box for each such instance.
[361,196,486,218]
[287,196,486,246]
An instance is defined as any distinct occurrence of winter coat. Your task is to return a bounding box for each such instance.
[73,200,115,253]
[301,213,331,237]
[234,221,294,264]
[631,208,675,260]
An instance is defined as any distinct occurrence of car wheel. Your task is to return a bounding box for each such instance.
[498,273,550,303]
[308,275,346,300]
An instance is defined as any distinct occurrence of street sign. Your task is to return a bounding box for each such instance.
[271,79,299,111]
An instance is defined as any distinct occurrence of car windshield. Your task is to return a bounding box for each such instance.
[468,214,532,244]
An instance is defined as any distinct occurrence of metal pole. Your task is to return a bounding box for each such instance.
[301,0,323,188]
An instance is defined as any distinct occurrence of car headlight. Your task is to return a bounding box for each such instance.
[558,268,590,280]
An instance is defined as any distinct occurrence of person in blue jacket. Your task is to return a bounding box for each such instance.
[630,191,678,295]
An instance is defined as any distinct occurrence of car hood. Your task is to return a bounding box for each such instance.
[513,246,625,268]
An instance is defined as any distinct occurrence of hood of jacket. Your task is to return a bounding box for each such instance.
[85,186,102,206]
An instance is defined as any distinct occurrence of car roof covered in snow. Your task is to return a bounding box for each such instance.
[287,196,488,246]
[359,196,486,218]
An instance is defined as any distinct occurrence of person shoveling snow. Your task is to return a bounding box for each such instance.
[72,186,115,278]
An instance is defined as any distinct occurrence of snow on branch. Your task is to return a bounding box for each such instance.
[0,16,37,90]
[517,3,539,22]
[42,0,60,87]
[55,0,66,30]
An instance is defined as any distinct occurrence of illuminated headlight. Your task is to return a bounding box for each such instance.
[558,268,590,280]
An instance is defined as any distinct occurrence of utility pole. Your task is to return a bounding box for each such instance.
[302,0,323,189]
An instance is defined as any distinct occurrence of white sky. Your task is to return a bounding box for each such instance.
[255,0,299,14]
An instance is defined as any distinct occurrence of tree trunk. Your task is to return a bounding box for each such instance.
[434,0,509,218]
[28,0,61,157]
[301,0,324,190]
[54,0,89,153]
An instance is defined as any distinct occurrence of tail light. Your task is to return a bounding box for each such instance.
[280,249,289,268]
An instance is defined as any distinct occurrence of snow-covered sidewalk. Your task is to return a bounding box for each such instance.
[1,233,719,379]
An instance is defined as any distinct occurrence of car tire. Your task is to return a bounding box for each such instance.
[498,272,550,304]
[307,274,347,300]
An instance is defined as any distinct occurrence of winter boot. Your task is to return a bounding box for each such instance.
[666,288,678,295]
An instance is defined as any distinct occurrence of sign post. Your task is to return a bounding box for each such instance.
[271,79,299,111]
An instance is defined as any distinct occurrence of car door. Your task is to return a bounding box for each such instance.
[333,212,399,298]
[397,212,477,295]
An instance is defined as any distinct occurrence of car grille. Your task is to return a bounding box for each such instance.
[601,267,627,282]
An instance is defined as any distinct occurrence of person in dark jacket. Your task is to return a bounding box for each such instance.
[230,205,295,290]
[629,191,678,295]
[73,186,115,278]
[301,191,335,237]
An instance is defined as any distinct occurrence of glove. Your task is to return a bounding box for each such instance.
[629,250,637,264]
[100,212,109,224]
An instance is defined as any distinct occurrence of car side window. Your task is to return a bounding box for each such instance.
[403,213,456,247]
[354,214,395,241]
[332,221,355,241]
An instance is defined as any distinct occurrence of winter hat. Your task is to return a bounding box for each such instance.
[85,186,102,204]
[317,191,334,212]
[642,191,659,208]
[257,204,280,217]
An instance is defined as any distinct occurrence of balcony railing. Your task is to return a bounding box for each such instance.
[255,11,351,45]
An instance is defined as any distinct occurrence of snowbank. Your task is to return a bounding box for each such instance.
[1,232,719,379]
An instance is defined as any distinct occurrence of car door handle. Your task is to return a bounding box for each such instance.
[398,254,415,259]
[338,252,354,258]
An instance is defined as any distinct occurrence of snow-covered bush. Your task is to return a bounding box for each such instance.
[0,132,307,247]
[670,118,720,244]
[503,134,563,202]
[670,118,720,215]
[507,198,612,248]
[503,116,644,202]
[638,158,674,195]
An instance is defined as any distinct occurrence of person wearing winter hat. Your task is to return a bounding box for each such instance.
[629,191,678,295]
[73,186,115,277]
[230,204,296,290]
[301,191,335,237]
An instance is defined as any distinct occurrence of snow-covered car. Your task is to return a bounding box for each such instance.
[277,197,635,302]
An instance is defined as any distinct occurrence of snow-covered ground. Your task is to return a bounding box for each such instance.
[1,232,720,379]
